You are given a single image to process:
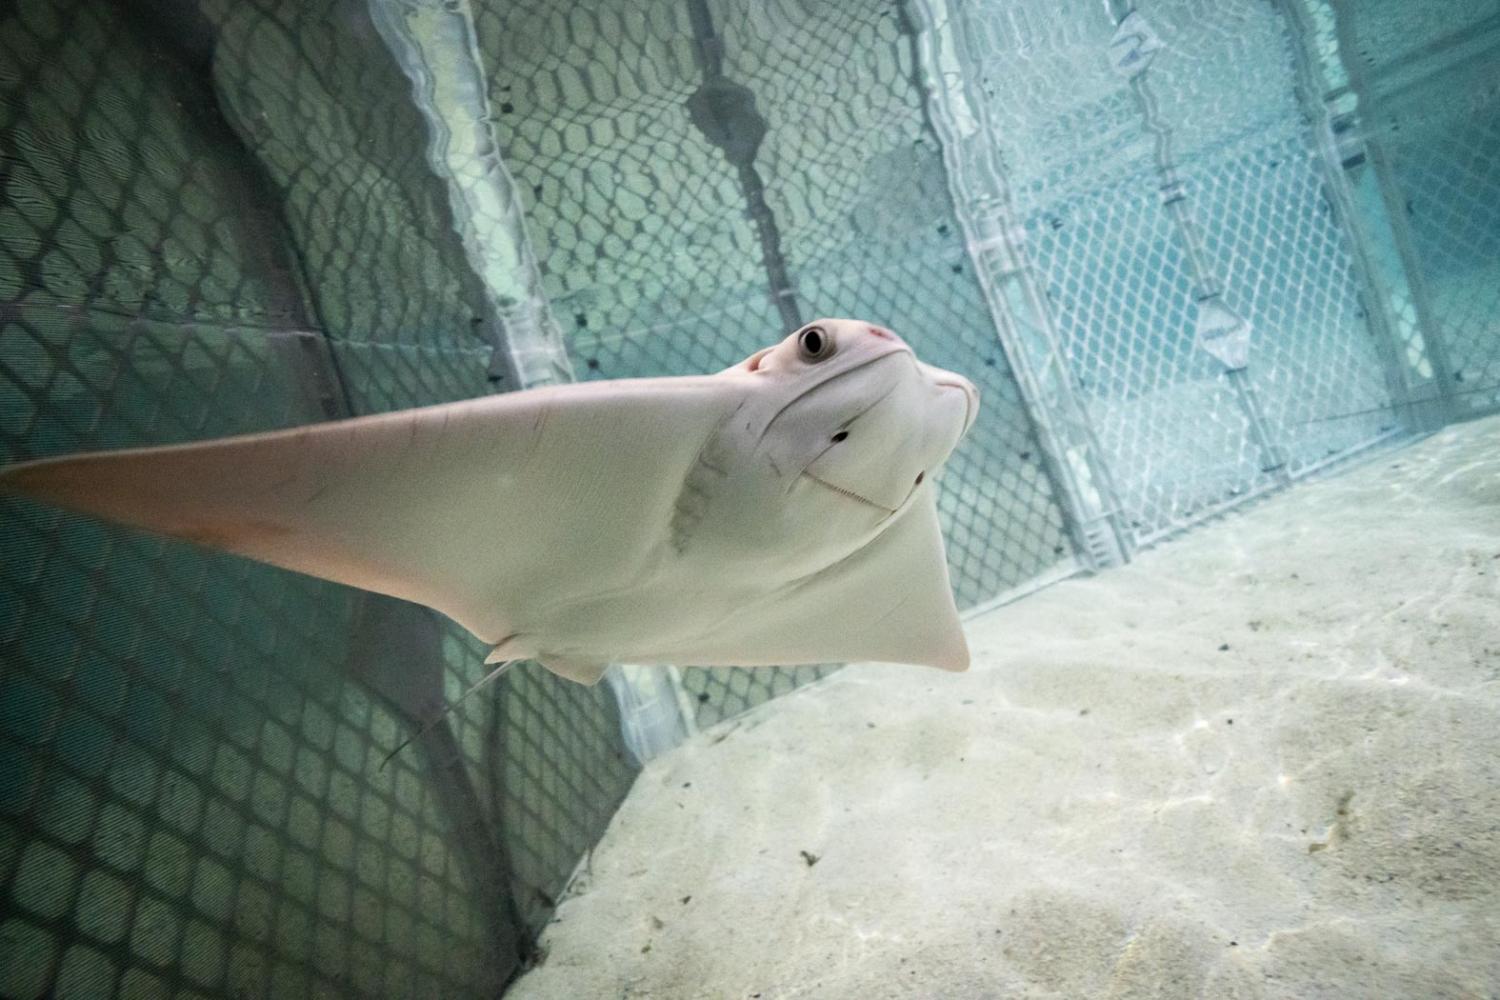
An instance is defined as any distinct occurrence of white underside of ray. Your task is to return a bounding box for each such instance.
[2,376,735,645]
[0,320,979,685]
[632,489,967,672]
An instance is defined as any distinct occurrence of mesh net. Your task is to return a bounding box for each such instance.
[1342,0,1500,65]
[1024,130,1397,542]
[0,2,635,997]
[206,0,504,412]
[2,0,1494,995]
[918,0,1415,545]
[477,0,1073,726]
[1345,6,1500,420]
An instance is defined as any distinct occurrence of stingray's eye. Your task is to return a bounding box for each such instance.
[798,326,834,362]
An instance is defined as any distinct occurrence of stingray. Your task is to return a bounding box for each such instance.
[0,318,979,686]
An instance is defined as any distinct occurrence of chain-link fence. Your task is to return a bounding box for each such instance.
[1325,0,1500,423]
[914,0,1428,551]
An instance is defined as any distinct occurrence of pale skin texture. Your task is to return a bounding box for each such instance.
[0,319,979,685]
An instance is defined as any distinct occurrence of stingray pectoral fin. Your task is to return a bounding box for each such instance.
[0,417,502,626]
[675,487,970,672]
[485,633,535,665]
[0,408,537,608]
[794,487,970,671]
[538,657,611,686]
[0,376,736,645]
[484,641,609,685]
[480,635,610,686]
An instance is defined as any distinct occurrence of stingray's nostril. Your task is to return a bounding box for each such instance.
[831,431,849,443]
[914,471,925,486]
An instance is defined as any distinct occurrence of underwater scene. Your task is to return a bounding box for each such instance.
[0,0,1496,997]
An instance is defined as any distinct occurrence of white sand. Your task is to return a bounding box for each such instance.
[509,416,1500,1000]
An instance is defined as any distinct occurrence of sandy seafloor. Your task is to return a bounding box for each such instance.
[509,415,1500,1000]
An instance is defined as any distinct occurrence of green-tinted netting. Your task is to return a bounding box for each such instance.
[1,0,1494,996]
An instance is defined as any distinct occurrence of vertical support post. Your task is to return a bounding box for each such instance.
[369,0,694,765]
[683,0,804,333]
[906,0,1134,569]
[368,0,574,389]
[1105,2,1290,485]
[1323,1,1461,429]
[1272,0,1451,433]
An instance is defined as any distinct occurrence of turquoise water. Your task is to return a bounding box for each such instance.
[0,0,1495,997]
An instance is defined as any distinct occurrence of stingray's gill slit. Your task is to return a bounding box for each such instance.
[381,658,520,769]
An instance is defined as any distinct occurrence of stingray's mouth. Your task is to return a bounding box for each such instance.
[801,471,897,514]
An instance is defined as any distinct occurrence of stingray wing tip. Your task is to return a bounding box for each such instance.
[934,632,971,672]
[0,457,77,505]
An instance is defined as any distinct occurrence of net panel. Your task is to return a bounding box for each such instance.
[1344,0,1500,69]
[202,0,504,412]
[0,2,637,997]
[1347,8,1500,421]
[935,0,1403,543]
[7,0,1484,995]
[477,0,1074,728]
